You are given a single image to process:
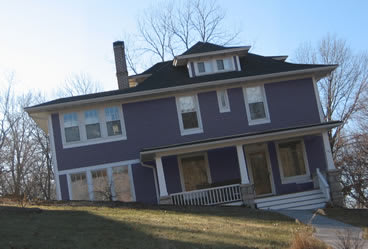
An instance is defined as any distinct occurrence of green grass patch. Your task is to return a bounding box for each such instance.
[0,202,311,249]
[323,208,368,239]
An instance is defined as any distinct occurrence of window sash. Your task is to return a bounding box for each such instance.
[65,126,80,142]
[84,110,99,124]
[86,123,101,139]
[216,59,224,70]
[64,112,78,128]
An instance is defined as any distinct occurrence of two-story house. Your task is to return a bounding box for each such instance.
[25,41,343,210]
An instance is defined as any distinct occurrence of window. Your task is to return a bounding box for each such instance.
[244,85,270,125]
[92,169,109,201]
[105,107,122,136]
[217,89,230,112]
[85,110,101,139]
[179,154,211,191]
[112,166,133,202]
[216,59,224,70]
[63,112,80,142]
[277,140,310,183]
[197,62,205,73]
[70,172,89,200]
[176,95,203,135]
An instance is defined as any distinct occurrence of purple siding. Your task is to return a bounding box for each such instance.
[207,147,240,183]
[132,163,157,204]
[59,174,69,200]
[162,156,182,194]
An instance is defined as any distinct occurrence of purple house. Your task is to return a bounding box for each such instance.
[26,41,343,209]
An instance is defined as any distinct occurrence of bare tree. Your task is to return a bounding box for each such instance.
[294,34,368,158]
[56,72,103,97]
[129,0,241,68]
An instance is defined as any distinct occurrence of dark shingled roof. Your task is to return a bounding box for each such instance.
[28,42,335,109]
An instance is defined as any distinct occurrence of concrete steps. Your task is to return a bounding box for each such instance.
[255,189,328,210]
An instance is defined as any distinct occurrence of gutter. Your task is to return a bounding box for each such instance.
[25,65,337,114]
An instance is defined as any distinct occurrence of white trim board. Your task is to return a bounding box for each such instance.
[58,159,140,175]
[48,115,62,200]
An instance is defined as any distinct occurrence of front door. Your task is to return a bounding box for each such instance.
[179,154,210,191]
[244,144,274,196]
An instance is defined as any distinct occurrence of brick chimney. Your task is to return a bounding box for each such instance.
[113,41,129,89]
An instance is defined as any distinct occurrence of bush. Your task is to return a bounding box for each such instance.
[289,232,329,249]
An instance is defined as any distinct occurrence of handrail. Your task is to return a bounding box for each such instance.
[316,168,331,201]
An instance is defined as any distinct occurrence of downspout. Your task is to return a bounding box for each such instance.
[140,159,160,204]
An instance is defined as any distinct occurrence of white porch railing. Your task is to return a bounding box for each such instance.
[316,168,331,202]
[170,184,241,206]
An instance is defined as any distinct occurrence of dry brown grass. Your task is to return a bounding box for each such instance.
[289,232,329,249]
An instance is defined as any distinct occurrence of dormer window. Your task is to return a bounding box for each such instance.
[193,57,237,77]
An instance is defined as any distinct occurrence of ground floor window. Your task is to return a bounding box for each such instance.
[113,166,133,202]
[276,139,309,183]
[68,164,135,201]
[70,172,89,200]
[179,154,211,191]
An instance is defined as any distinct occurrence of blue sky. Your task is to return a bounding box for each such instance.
[0,0,367,97]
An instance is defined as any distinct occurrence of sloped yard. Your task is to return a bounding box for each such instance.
[0,202,312,249]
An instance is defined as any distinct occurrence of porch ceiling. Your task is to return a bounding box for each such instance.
[140,121,341,162]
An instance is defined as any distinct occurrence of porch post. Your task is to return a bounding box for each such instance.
[236,145,255,208]
[322,132,335,171]
[155,156,168,197]
[322,131,344,207]
[236,145,250,184]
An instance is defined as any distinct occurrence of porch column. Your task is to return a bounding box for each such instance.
[322,132,344,206]
[155,156,168,197]
[322,131,335,171]
[236,145,255,208]
[236,145,250,184]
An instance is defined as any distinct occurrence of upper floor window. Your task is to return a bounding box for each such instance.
[60,105,126,148]
[105,107,122,136]
[63,112,80,142]
[85,110,101,139]
[243,85,270,125]
[217,89,230,113]
[176,95,203,135]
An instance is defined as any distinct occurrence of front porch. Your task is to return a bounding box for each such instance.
[140,122,343,209]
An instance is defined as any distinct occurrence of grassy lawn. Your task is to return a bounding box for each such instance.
[0,202,312,249]
[323,208,368,239]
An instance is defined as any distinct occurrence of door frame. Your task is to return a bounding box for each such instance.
[177,152,212,192]
[244,143,275,197]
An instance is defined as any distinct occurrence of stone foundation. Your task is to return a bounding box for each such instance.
[159,195,173,205]
[327,169,344,207]
[240,184,256,208]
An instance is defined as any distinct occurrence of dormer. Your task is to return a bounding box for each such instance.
[173,42,251,78]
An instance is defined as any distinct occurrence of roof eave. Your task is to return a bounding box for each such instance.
[25,65,337,114]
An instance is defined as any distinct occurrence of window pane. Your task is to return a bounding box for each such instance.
[84,110,99,124]
[224,58,233,70]
[279,141,307,177]
[92,169,110,201]
[246,86,264,103]
[64,112,78,127]
[65,126,80,142]
[113,166,132,202]
[70,172,89,200]
[197,62,205,73]
[179,96,196,112]
[219,90,228,109]
[86,123,101,139]
[249,102,266,120]
[107,120,122,136]
[182,112,199,129]
[105,107,120,121]
[216,59,224,70]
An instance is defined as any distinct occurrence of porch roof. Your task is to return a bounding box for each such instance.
[140,121,341,162]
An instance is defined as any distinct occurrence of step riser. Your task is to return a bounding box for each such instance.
[257,194,325,208]
[260,198,326,210]
[255,189,322,204]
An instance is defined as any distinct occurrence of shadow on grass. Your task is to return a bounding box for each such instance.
[0,205,258,249]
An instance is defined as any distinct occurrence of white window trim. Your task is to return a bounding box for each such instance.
[193,56,236,76]
[175,94,204,136]
[275,138,311,184]
[177,152,212,192]
[243,84,271,126]
[65,160,137,201]
[59,104,127,149]
[216,89,231,113]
